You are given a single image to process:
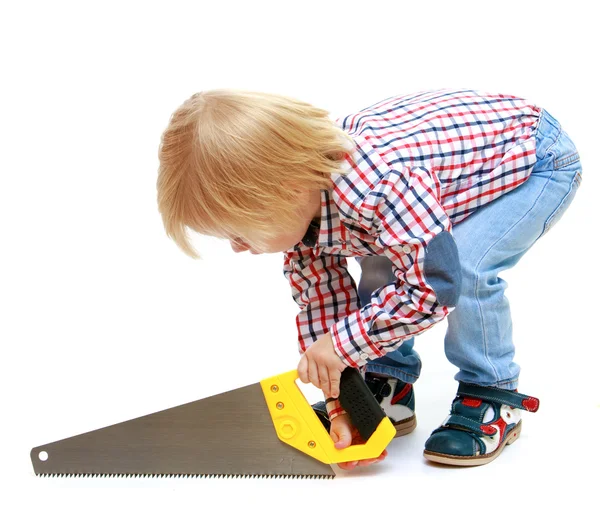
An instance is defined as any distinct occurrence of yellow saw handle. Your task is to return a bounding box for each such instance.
[260,368,396,464]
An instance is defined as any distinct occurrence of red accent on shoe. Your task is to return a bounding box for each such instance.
[480,416,508,439]
[391,384,411,405]
[522,397,540,412]
[462,398,483,408]
[480,425,496,435]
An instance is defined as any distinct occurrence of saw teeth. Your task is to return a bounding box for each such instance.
[36,473,334,479]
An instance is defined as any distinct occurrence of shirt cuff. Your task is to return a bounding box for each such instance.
[330,309,386,368]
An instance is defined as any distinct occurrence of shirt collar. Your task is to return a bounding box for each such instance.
[299,188,343,248]
[318,189,345,247]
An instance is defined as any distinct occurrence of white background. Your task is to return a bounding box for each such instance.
[2,1,598,510]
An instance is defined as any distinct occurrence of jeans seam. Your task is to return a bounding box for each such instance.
[497,376,519,386]
[472,174,554,384]
[364,363,419,383]
[473,272,501,384]
[539,170,580,238]
[554,152,580,170]
[540,120,562,161]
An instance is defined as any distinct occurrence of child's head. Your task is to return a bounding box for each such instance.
[156,89,355,258]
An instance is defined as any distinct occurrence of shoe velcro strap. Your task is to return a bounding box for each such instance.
[457,383,540,412]
[443,415,490,437]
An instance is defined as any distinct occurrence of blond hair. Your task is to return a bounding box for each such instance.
[156,89,355,258]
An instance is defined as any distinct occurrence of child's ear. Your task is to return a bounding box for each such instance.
[289,187,310,200]
[287,187,321,216]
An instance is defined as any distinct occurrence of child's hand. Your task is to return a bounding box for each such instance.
[298,332,347,398]
[330,414,388,470]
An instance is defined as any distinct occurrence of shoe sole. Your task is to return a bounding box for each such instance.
[393,415,417,438]
[422,421,521,466]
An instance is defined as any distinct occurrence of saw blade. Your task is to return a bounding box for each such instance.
[31,382,335,478]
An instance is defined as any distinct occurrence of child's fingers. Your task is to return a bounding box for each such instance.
[356,451,387,466]
[332,423,387,470]
[332,426,352,450]
[297,355,309,384]
[339,456,384,470]
[328,368,341,399]
[330,415,353,450]
[356,460,374,467]
[337,461,359,470]
[318,365,330,396]
[356,459,379,467]
[307,359,321,389]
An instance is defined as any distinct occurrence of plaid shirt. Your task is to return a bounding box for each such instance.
[283,89,540,415]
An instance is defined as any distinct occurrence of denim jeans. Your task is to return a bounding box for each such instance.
[360,109,582,389]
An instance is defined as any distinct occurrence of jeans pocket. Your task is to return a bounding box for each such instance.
[541,171,582,237]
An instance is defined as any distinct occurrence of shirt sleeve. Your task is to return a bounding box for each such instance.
[283,245,361,421]
[283,245,360,354]
[330,166,462,368]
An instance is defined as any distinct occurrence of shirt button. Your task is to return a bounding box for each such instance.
[360,353,369,361]
[402,245,411,254]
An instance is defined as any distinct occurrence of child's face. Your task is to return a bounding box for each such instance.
[229,189,321,255]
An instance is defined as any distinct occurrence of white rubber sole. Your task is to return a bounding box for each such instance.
[394,415,417,438]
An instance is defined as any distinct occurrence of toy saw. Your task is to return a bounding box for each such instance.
[31,367,395,479]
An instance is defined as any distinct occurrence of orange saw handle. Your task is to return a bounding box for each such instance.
[260,368,396,464]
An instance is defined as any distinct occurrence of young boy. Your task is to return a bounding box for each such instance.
[156,88,582,469]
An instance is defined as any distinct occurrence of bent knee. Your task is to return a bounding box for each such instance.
[424,231,462,307]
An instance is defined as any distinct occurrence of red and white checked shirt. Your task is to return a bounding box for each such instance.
[283,89,540,408]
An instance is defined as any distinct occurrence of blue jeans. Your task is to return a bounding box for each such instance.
[359,109,582,389]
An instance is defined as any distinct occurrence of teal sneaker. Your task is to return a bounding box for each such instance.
[424,383,539,466]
